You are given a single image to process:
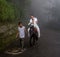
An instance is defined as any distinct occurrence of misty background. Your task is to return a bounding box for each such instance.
[30,0,60,30]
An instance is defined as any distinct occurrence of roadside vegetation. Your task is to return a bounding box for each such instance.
[0,0,30,51]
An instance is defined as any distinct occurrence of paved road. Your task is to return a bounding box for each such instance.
[0,28,60,57]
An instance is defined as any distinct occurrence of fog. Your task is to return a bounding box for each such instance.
[30,0,60,29]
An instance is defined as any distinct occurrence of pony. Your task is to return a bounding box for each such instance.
[29,25,38,46]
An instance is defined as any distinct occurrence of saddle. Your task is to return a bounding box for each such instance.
[29,25,38,36]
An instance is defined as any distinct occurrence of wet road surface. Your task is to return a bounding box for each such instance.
[0,28,60,57]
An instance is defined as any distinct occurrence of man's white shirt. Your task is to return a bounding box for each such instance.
[28,17,38,25]
[28,17,40,38]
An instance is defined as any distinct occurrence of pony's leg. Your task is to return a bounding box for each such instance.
[29,36,32,46]
[33,35,36,45]
[36,35,38,41]
[34,34,38,46]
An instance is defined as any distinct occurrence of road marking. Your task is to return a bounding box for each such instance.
[5,48,26,55]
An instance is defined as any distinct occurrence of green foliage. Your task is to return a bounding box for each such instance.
[0,0,15,22]
[0,0,30,51]
[0,34,16,51]
[0,0,29,22]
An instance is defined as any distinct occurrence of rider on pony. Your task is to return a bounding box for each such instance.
[28,16,40,46]
[28,16,40,38]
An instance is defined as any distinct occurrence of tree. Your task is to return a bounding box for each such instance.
[0,0,15,22]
